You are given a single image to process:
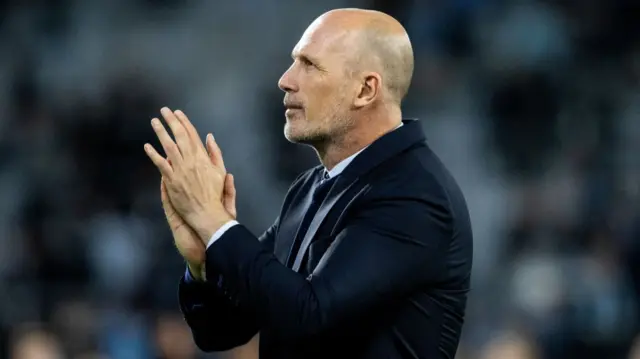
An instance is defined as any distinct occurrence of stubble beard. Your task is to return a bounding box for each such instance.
[284,94,354,146]
[284,112,354,148]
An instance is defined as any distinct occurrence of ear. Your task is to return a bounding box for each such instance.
[353,72,382,108]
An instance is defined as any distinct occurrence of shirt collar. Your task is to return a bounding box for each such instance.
[323,122,404,179]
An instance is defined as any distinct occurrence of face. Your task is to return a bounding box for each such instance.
[278,20,358,144]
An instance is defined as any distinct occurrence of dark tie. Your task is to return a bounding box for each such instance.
[286,171,335,267]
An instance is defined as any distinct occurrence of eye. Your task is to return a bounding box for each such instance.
[300,57,313,66]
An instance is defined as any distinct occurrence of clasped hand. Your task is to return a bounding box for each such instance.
[145,107,233,243]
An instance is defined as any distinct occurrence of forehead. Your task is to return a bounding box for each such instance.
[292,19,354,63]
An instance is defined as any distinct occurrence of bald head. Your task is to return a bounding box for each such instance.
[312,9,414,103]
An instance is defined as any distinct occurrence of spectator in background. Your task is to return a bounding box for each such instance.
[480,331,541,359]
[629,335,640,359]
[10,326,64,359]
[153,313,197,359]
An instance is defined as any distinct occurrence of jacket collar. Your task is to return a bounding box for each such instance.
[339,119,424,180]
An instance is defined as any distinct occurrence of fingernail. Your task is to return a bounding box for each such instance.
[208,133,214,141]
[151,118,160,126]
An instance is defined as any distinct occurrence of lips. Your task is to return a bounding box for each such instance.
[283,100,303,110]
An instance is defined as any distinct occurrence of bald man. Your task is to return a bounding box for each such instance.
[148,8,473,359]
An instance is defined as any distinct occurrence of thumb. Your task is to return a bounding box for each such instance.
[223,173,237,218]
[160,178,168,201]
[160,178,172,208]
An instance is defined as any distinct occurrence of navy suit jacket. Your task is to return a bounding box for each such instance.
[179,119,473,359]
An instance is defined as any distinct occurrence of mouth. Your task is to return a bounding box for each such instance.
[283,100,303,110]
[284,105,303,111]
[284,103,303,118]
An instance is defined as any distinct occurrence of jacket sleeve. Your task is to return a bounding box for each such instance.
[205,186,454,341]
[179,170,316,351]
[179,222,277,352]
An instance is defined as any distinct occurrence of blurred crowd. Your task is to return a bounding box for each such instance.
[0,0,638,358]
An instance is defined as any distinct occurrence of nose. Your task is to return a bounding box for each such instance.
[278,65,298,93]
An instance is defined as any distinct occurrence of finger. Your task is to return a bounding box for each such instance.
[224,173,236,199]
[151,117,182,162]
[160,107,191,154]
[206,133,226,172]
[145,144,173,176]
[174,110,205,152]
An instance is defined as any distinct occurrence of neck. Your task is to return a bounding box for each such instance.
[315,106,402,171]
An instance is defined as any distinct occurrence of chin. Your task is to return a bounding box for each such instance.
[284,122,322,144]
[283,124,304,144]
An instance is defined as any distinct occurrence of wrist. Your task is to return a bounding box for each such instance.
[193,209,234,245]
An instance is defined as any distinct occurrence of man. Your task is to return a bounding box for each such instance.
[144,8,473,359]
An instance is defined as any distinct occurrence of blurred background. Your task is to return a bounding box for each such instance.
[0,0,638,358]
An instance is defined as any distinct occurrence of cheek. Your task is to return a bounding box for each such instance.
[307,85,341,118]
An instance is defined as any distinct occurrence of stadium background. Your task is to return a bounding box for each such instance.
[0,0,639,358]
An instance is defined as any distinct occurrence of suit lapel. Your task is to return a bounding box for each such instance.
[273,171,320,264]
[291,175,358,272]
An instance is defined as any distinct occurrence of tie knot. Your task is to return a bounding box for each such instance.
[323,171,330,180]
[313,175,335,204]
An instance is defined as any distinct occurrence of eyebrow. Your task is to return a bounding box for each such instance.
[291,51,319,65]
